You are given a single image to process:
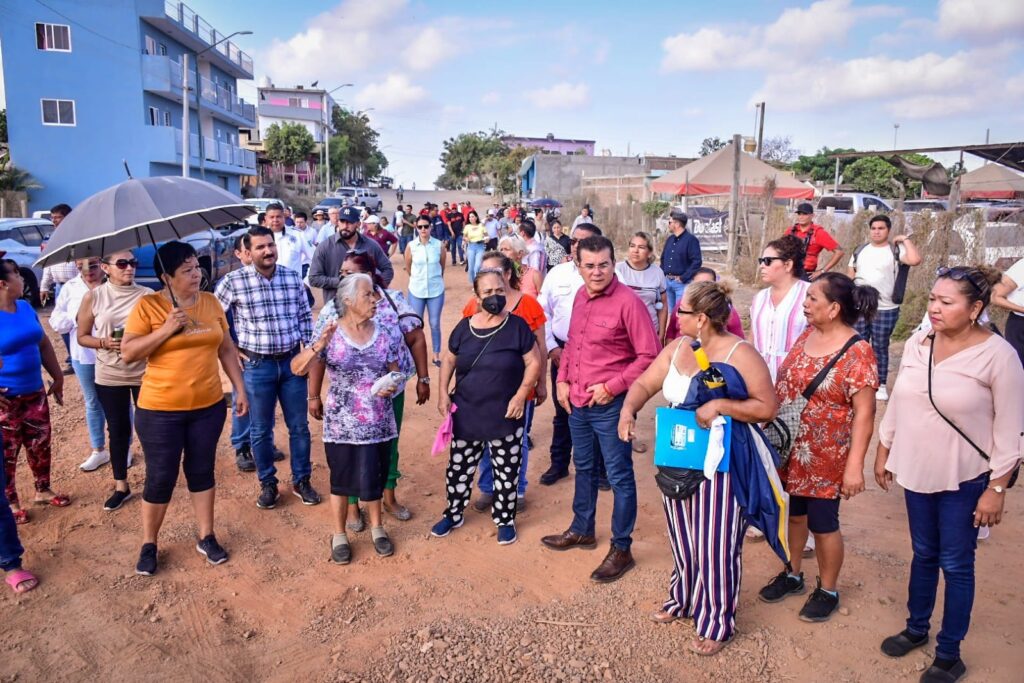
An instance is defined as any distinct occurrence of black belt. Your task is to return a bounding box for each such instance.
[240,345,299,361]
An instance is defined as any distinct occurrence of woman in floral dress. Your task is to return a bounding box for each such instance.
[305,274,403,565]
[757,273,878,623]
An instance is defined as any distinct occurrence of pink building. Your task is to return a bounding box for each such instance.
[502,133,595,156]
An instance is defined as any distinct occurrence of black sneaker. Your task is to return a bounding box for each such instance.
[257,482,280,509]
[235,446,256,472]
[195,534,229,565]
[881,630,929,658]
[292,478,321,506]
[920,658,966,683]
[331,541,352,565]
[799,578,839,622]
[272,446,287,462]
[103,489,132,511]
[539,467,569,486]
[373,534,395,557]
[136,543,158,576]
[758,571,806,603]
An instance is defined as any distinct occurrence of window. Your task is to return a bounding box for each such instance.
[163,111,172,127]
[144,35,157,55]
[35,23,71,51]
[41,99,75,126]
[17,226,45,248]
[157,43,167,56]
[287,97,307,108]
[148,106,159,126]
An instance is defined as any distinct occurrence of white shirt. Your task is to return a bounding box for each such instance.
[615,261,667,332]
[295,224,319,257]
[539,260,584,352]
[1004,258,1024,317]
[850,242,906,311]
[272,228,313,275]
[393,210,405,232]
[750,280,810,383]
[572,214,593,228]
[48,275,96,364]
[317,221,340,245]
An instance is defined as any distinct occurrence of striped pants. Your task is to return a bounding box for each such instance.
[661,471,747,642]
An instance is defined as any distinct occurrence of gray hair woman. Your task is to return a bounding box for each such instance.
[305,273,404,565]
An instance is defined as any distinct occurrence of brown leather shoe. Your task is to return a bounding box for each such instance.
[590,545,635,583]
[540,529,597,551]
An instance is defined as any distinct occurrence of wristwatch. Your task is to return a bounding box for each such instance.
[989,485,1005,494]
[418,376,431,385]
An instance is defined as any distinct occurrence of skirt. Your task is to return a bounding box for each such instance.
[324,441,391,500]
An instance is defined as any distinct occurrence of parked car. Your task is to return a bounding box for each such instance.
[132,223,248,291]
[816,192,893,214]
[0,217,55,307]
[243,198,289,225]
[333,186,383,212]
[314,196,349,215]
[377,176,393,189]
[902,199,949,213]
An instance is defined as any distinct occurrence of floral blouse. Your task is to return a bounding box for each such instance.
[321,322,401,445]
[776,329,878,498]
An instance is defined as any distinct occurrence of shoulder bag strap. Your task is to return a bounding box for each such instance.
[800,334,862,400]
[926,334,990,462]
[379,287,423,324]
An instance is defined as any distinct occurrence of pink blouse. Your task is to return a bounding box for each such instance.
[880,331,1024,493]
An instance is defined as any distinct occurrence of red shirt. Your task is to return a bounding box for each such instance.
[785,223,839,273]
[461,204,472,220]
[557,276,660,408]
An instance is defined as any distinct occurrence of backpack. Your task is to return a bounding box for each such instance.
[852,242,910,305]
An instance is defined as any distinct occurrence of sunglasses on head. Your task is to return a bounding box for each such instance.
[103,258,138,270]
[936,266,983,294]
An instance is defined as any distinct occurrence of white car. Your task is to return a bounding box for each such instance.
[334,186,383,212]
[243,198,290,225]
[0,218,55,306]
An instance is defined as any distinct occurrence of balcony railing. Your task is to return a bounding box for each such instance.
[163,0,254,76]
[144,55,255,125]
[168,127,256,170]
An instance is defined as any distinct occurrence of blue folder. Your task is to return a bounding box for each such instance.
[654,406,732,472]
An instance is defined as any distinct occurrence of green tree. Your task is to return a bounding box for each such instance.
[439,131,508,188]
[484,144,536,195]
[264,122,315,166]
[0,109,7,144]
[364,149,389,181]
[0,152,41,191]
[698,136,726,156]
[790,146,858,182]
[844,153,936,197]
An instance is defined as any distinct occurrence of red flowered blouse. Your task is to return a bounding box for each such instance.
[776,329,878,499]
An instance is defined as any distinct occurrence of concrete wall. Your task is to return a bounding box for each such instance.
[526,155,648,199]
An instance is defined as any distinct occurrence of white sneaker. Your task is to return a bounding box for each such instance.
[79,449,110,472]
[876,386,889,401]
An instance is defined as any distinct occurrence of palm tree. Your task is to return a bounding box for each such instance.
[0,152,41,191]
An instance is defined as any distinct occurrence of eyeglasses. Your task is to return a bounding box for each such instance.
[936,266,983,294]
[103,258,138,270]
[80,262,102,271]
[757,256,785,266]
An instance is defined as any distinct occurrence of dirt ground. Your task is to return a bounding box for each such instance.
[2,209,1022,682]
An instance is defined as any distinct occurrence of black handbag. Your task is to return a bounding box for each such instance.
[927,335,1019,488]
[655,466,707,500]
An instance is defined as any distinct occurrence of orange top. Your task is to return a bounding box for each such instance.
[462,293,546,400]
[125,292,228,411]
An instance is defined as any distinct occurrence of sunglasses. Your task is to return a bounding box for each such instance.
[757,256,785,266]
[416,225,432,230]
[103,258,138,270]
[80,262,102,271]
[677,308,695,315]
[936,266,983,294]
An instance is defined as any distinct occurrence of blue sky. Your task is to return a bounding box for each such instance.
[3,0,1023,187]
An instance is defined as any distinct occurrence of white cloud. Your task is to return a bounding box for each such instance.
[887,95,977,119]
[355,74,428,112]
[481,91,501,105]
[937,0,1024,41]
[525,82,590,109]
[404,26,459,71]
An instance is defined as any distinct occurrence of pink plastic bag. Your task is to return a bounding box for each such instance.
[432,403,457,457]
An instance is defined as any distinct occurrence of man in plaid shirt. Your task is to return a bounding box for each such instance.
[215,226,320,510]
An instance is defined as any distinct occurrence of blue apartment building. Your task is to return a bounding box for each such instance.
[0,0,257,212]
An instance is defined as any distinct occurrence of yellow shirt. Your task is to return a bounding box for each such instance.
[463,223,487,243]
[125,292,228,411]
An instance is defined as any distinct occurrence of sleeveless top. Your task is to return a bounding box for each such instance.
[408,238,445,299]
[663,337,745,405]
[92,281,150,386]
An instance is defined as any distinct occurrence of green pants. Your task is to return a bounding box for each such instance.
[349,391,404,504]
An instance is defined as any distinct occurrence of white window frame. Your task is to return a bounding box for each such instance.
[148,106,159,126]
[40,98,76,126]
[163,111,172,127]
[157,43,168,56]
[35,23,71,52]
[144,35,157,55]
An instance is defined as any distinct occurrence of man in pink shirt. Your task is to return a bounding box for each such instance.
[541,235,659,583]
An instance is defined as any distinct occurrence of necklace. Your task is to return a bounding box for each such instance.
[469,314,509,339]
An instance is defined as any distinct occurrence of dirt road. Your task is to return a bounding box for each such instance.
[2,243,1021,683]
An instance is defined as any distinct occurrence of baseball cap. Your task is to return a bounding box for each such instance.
[796,202,814,214]
[365,215,380,225]
[339,206,361,223]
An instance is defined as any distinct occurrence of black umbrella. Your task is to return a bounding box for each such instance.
[34,176,254,269]
[529,197,562,209]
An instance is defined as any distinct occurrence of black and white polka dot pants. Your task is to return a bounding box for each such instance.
[444,428,523,527]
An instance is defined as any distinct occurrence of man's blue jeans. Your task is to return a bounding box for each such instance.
[242,354,311,486]
[568,394,636,551]
[449,234,464,263]
[71,360,105,450]
[904,474,987,660]
[665,278,685,315]
[230,388,250,451]
[478,401,532,496]
[0,437,25,572]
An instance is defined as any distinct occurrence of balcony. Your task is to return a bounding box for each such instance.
[142,55,256,127]
[147,125,256,173]
[141,1,254,80]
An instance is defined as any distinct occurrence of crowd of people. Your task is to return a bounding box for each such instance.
[1,196,1022,683]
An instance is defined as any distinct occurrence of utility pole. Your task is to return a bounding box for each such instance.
[893,123,900,150]
[181,53,190,177]
[727,133,741,270]
[756,102,765,159]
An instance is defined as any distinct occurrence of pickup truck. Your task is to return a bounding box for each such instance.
[816,193,893,218]
[132,223,249,291]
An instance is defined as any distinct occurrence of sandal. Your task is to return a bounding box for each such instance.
[34,494,71,507]
[346,507,367,533]
[632,441,648,454]
[690,636,730,657]
[649,609,679,624]
[12,509,28,525]
[5,569,39,594]
[383,502,413,522]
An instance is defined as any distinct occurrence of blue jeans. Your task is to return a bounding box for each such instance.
[904,474,987,660]
[479,401,532,496]
[71,360,105,450]
[665,278,685,315]
[568,394,636,551]
[0,438,25,572]
[398,235,413,254]
[230,388,250,450]
[466,242,486,283]
[242,354,311,486]
[449,234,464,263]
[408,291,445,355]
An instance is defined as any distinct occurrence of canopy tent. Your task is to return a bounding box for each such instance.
[650,143,814,199]
[957,163,1024,200]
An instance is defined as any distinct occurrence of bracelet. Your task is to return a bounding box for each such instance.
[306,395,320,401]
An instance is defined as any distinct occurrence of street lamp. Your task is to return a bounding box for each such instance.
[182,30,252,179]
[322,83,353,192]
